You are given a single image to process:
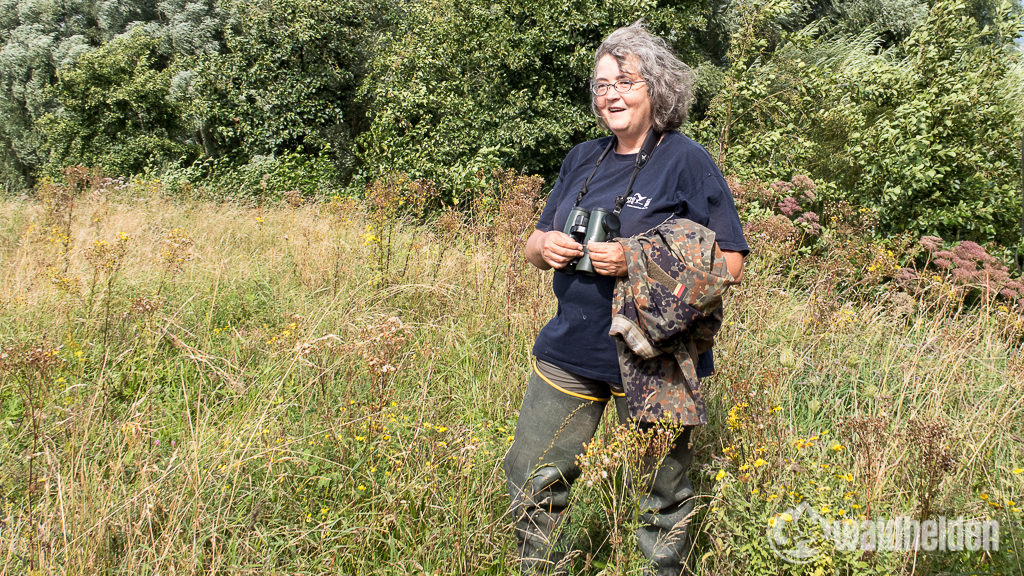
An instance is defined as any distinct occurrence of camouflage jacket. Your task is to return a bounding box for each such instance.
[610,216,737,425]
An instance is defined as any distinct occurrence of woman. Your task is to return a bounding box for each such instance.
[503,22,748,575]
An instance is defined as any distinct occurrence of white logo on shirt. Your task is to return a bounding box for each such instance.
[624,192,651,210]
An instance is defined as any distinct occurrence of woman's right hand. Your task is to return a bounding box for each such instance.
[525,229,584,270]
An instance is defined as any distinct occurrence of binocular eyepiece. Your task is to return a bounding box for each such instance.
[561,207,621,275]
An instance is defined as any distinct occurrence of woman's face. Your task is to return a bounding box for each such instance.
[593,54,652,143]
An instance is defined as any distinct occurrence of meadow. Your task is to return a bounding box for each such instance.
[1,169,1022,575]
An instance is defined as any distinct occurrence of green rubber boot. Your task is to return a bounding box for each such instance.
[504,371,606,575]
[614,397,697,576]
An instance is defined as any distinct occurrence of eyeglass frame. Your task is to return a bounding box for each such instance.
[589,78,647,97]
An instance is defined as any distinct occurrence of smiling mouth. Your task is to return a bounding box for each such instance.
[608,107,625,113]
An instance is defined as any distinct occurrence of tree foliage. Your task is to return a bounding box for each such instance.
[696,0,1024,244]
[41,27,191,175]
[356,0,711,201]
[2,0,1023,247]
[0,0,99,191]
[0,0,224,190]
[185,0,376,176]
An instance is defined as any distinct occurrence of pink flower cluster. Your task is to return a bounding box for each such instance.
[773,175,820,235]
[918,235,1024,304]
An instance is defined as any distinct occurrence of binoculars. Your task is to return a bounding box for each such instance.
[561,206,621,275]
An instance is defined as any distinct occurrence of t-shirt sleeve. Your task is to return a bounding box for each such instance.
[535,179,561,232]
[698,156,749,256]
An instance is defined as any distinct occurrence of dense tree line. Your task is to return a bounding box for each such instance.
[1,0,1022,242]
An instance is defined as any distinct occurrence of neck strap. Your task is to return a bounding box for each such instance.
[573,128,662,214]
[615,129,661,214]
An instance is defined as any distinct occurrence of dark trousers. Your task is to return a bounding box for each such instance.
[504,368,697,575]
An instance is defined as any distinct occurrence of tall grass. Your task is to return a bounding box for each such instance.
[0,173,1021,575]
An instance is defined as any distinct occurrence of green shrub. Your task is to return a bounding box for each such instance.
[696,0,1024,245]
[39,28,195,177]
[356,0,712,203]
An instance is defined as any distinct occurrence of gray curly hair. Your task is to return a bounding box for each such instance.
[591,21,694,133]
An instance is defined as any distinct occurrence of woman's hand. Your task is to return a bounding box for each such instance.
[587,241,627,277]
[525,229,584,270]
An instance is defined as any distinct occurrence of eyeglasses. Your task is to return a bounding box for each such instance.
[590,79,646,97]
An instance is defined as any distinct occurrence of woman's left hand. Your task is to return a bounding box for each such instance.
[587,241,627,277]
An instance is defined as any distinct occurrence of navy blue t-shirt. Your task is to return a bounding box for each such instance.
[532,131,749,384]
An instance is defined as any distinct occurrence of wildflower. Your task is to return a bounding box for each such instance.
[838,473,853,482]
[766,494,779,502]
[1013,468,1023,475]
[831,443,845,451]
[715,470,727,482]
[778,197,801,216]
[980,493,989,501]
[753,458,767,467]
[919,236,943,252]
[357,485,366,491]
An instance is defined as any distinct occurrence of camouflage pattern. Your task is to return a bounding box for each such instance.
[610,216,737,425]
